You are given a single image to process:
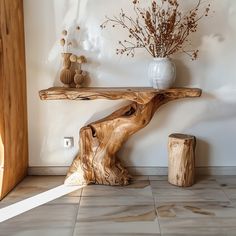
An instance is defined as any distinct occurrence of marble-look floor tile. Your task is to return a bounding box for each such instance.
[2,175,236,236]
[0,202,10,209]
[0,228,74,236]
[1,186,61,204]
[46,195,81,205]
[156,201,236,218]
[17,176,65,187]
[132,175,149,180]
[80,195,154,206]
[215,176,236,188]
[153,188,229,203]
[161,230,236,236]
[149,175,168,181]
[82,180,152,197]
[74,220,160,236]
[149,176,217,182]
[65,188,83,197]
[223,189,236,201]
[215,176,236,202]
[78,205,156,222]
[215,176,236,201]
[0,176,82,206]
[159,218,236,235]
[74,234,159,236]
[231,199,236,207]
[151,180,228,203]
[151,177,220,190]
[0,204,78,236]
[77,194,157,234]
[192,176,220,189]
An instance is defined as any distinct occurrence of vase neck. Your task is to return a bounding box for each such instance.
[153,57,170,61]
[62,53,72,68]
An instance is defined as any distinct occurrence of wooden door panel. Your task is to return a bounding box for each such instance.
[0,0,28,200]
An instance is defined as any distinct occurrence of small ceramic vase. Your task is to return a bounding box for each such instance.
[148,57,176,89]
[60,53,75,87]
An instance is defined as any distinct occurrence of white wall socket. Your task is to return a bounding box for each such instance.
[64,137,74,148]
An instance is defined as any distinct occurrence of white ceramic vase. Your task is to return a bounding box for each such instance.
[148,57,176,89]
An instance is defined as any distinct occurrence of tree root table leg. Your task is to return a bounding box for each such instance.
[64,89,201,186]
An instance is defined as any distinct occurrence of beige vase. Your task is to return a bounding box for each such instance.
[60,53,75,87]
[74,69,84,88]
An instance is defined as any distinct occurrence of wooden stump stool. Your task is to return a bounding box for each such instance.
[168,133,196,187]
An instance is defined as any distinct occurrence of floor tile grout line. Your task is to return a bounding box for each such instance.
[71,197,80,236]
[71,187,83,236]
[221,187,234,204]
[215,178,233,203]
[150,179,162,235]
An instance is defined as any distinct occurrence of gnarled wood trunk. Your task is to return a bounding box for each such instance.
[58,89,201,186]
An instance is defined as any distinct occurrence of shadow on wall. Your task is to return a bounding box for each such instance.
[84,100,131,125]
[119,101,181,167]
[173,59,192,87]
[195,138,211,167]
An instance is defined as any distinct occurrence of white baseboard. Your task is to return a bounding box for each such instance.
[28,166,236,176]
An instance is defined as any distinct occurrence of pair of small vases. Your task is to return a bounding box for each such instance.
[148,57,176,89]
[60,53,86,88]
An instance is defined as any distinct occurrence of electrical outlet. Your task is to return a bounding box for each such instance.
[64,137,74,148]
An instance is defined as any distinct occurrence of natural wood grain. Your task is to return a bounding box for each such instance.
[168,133,196,187]
[0,0,28,199]
[41,87,202,186]
[39,87,201,105]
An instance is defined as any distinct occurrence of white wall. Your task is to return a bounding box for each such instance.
[24,0,236,168]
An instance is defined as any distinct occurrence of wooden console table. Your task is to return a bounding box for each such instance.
[39,87,202,186]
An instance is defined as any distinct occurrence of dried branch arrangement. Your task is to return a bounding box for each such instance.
[60,26,80,53]
[59,26,89,88]
[101,0,211,60]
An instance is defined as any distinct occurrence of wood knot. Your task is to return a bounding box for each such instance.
[124,106,136,116]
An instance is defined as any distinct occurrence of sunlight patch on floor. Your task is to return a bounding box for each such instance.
[0,184,85,223]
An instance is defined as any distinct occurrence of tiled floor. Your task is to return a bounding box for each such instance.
[1,175,236,235]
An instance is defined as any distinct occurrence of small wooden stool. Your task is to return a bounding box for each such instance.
[168,133,196,187]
